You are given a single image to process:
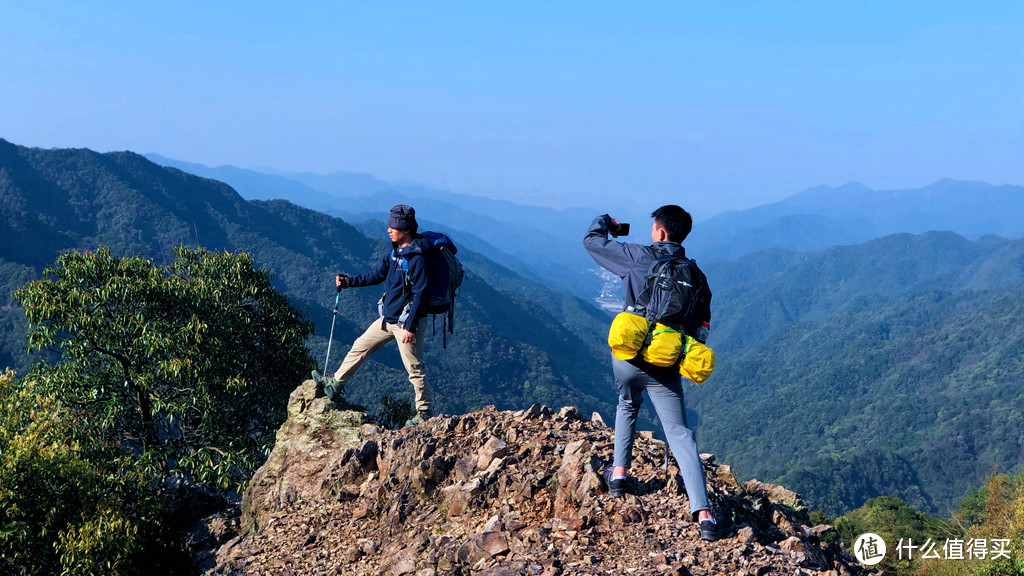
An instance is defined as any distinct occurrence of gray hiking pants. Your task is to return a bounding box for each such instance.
[612,356,710,515]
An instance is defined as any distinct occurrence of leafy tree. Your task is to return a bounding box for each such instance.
[14,246,315,490]
[0,370,163,576]
[373,393,416,430]
[832,496,952,576]
[917,471,1024,576]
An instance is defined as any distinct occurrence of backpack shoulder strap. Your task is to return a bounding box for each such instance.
[391,248,412,294]
[390,248,410,272]
[646,253,680,278]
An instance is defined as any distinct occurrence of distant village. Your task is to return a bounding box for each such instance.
[594,269,624,312]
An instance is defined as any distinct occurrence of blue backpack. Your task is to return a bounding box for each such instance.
[394,231,464,345]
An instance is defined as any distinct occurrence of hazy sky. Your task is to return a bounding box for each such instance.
[2,1,1021,216]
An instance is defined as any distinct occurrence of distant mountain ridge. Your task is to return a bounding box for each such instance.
[703,230,1024,352]
[9,139,1024,517]
[690,179,1024,259]
[144,153,343,210]
[144,154,1024,306]
[2,139,616,421]
[144,153,602,298]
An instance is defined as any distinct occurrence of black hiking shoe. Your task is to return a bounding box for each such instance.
[603,467,627,498]
[699,516,735,542]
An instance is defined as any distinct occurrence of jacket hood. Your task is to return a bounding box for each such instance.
[395,235,430,257]
[653,241,686,258]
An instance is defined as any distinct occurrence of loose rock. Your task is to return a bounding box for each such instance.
[201,381,875,576]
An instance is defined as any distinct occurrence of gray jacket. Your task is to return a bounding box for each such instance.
[584,214,712,341]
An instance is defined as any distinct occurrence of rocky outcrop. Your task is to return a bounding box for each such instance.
[241,381,382,531]
[204,381,874,576]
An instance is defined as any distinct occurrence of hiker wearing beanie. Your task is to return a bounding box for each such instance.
[314,204,433,425]
[584,205,733,542]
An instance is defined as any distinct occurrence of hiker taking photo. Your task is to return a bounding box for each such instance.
[584,205,731,542]
[314,204,439,426]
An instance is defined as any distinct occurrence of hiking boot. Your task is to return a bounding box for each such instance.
[603,467,627,498]
[311,370,328,397]
[699,516,735,542]
[404,409,432,427]
[311,371,342,402]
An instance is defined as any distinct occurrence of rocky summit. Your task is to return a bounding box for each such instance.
[201,382,875,576]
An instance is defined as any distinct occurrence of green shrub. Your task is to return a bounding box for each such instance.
[15,246,316,490]
[0,370,160,576]
[3,246,317,574]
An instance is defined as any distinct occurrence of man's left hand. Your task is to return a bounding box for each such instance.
[399,329,416,344]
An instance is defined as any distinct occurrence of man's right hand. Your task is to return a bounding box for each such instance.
[609,218,623,237]
[336,274,350,289]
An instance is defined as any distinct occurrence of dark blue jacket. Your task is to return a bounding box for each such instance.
[349,237,429,331]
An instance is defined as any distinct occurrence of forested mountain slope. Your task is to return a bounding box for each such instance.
[0,139,616,419]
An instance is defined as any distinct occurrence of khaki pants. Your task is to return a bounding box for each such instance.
[333,319,431,412]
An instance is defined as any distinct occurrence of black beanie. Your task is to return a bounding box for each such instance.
[386,204,418,232]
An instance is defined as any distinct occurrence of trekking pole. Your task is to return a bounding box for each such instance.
[652,439,669,474]
[322,284,342,373]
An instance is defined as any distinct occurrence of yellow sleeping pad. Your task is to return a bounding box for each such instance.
[607,312,649,360]
[680,335,715,384]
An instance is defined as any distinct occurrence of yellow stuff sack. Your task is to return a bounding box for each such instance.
[641,324,684,367]
[608,312,650,360]
[680,336,715,384]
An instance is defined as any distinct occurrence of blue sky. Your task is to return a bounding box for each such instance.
[1,1,1021,216]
